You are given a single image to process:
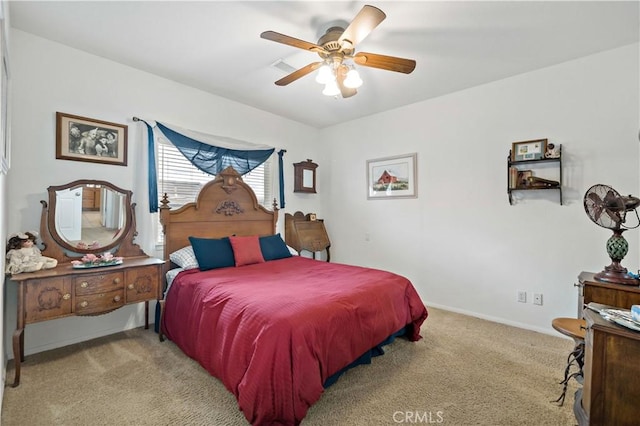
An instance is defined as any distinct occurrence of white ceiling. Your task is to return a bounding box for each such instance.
[9,1,640,129]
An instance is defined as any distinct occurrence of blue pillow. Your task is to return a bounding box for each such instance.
[188,236,235,271]
[259,234,293,261]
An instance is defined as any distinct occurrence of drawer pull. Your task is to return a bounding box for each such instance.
[128,284,135,290]
[80,301,88,308]
[80,282,88,288]
[113,278,121,284]
[63,293,71,300]
[113,295,121,302]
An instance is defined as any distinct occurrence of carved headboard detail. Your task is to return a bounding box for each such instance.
[160,166,278,270]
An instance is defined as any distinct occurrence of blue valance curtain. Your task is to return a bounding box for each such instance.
[140,120,281,213]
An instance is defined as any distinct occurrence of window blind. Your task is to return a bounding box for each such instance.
[156,137,273,241]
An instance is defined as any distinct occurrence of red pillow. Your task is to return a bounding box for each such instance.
[229,235,265,267]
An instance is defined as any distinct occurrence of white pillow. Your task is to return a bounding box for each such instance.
[287,244,299,256]
[164,268,184,297]
[169,246,199,270]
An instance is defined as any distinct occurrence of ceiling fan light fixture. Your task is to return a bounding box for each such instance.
[344,68,363,89]
[322,80,340,96]
[315,64,333,84]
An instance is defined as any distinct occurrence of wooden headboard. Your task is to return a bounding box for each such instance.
[159,167,278,269]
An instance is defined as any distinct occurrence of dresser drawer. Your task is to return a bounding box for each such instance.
[74,272,124,295]
[25,278,72,323]
[75,289,125,315]
[125,265,161,303]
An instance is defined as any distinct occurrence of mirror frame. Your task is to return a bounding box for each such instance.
[42,179,137,259]
[293,159,318,194]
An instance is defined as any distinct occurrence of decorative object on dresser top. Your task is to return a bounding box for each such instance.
[6,179,164,388]
[285,210,331,261]
[158,166,427,425]
[5,231,57,274]
[293,158,318,193]
[55,112,128,166]
[583,184,640,285]
[507,140,562,205]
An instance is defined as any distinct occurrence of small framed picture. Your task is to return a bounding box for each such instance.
[308,213,317,221]
[56,112,128,166]
[511,139,547,162]
[366,153,418,200]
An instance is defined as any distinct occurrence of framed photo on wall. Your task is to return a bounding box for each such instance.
[366,153,418,200]
[511,139,547,162]
[56,112,128,166]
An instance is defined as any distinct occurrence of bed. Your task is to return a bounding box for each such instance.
[159,167,428,425]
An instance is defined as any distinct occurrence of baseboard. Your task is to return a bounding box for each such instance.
[16,322,156,358]
[426,302,570,339]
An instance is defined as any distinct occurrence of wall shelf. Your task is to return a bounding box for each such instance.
[507,145,562,205]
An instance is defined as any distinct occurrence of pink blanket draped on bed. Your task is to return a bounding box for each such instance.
[163,256,428,425]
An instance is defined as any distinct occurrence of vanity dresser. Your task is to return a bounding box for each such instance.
[8,180,163,387]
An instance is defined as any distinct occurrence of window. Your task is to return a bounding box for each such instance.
[156,136,274,242]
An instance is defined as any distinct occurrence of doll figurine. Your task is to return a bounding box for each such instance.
[5,232,58,274]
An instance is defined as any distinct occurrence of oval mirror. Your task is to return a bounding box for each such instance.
[47,180,132,254]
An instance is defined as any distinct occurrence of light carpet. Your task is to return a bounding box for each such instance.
[1,307,578,425]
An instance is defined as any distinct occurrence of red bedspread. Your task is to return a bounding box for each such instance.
[163,256,428,425]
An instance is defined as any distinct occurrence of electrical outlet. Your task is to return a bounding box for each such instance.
[533,293,543,306]
[517,291,527,303]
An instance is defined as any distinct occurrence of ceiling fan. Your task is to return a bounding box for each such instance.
[260,5,416,98]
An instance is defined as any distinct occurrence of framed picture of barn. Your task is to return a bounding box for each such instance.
[366,153,417,200]
[55,112,128,166]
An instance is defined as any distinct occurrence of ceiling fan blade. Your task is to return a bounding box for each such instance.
[275,62,322,86]
[260,31,324,53]
[338,5,386,48]
[354,52,416,74]
[336,66,357,98]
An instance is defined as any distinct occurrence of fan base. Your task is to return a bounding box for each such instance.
[595,268,640,286]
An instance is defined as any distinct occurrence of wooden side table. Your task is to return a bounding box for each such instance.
[551,317,586,405]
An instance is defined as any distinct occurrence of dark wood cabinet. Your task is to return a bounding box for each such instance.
[82,186,101,210]
[578,271,640,316]
[575,306,640,425]
[285,211,330,261]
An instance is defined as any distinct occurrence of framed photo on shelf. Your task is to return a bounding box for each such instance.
[56,112,128,166]
[511,139,547,162]
[367,153,417,200]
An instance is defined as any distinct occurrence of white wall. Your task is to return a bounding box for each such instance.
[322,43,640,334]
[0,0,11,405]
[2,29,325,360]
[3,27,638,369]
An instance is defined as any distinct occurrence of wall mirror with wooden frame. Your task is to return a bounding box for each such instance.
[293,159,318,193]
[41,179,146,262]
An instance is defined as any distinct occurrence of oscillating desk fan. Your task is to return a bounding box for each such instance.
[583,184,640,285]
